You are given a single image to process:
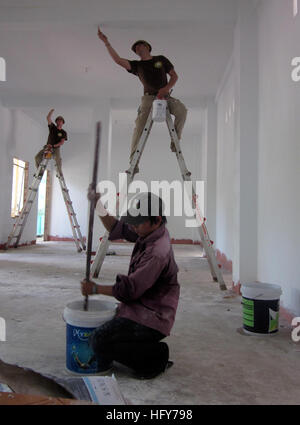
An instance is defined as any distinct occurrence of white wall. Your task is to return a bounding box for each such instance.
[215,0,300,315]
[0,103,44,246]
[0,101,13,244]
[256,0,300,313]
[216,0,259,285]
[215,59,235,260]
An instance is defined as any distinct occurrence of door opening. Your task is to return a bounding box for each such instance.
[36,170,47,241]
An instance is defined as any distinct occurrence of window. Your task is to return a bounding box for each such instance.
[0,57,6,82]
[11,158,29,218]
[294,0,298,17]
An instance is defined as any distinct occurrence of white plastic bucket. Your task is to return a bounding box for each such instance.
[241,282,282,335]
[63,299,116,374]
[152,99,167,122]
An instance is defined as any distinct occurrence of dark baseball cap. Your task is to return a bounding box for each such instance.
[120,192,164,225]
[131,40,152,54]
[55,116,65,124]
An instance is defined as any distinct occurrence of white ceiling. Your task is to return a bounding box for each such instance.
[0,0,238,109]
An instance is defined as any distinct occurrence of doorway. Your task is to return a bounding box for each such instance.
[36,170,51,241]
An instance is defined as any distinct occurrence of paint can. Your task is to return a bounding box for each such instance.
[63,299,116,374]
[241,282,282,335]
[152,99,167,122]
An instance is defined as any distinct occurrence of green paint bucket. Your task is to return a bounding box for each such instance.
[241,283,282,335]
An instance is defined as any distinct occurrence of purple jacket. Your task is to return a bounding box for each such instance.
[109,221,180,336]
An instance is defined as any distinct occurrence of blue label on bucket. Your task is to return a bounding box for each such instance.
[66,323,98,374]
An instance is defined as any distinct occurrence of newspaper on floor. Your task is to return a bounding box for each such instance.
[53,374,127,405]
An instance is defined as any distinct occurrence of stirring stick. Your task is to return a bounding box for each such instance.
[84,122,101,311]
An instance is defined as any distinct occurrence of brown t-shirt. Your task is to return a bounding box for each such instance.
[128,55,174,95]
[47,123,68,147]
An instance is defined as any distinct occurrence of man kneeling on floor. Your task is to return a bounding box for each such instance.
[81,191,180,379]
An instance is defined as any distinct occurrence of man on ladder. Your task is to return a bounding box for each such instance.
[97,26,188,173]
[4,108,85,252]
[93,27,226,290]
[35,108,67,176]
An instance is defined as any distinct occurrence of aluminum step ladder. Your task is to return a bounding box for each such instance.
[4,153,86,252]
[90,104,227,291]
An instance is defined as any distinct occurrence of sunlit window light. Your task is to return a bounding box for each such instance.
[294,0,298,17]
[11,158,28,218]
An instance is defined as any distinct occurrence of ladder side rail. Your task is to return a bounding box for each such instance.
[4,159,48,249]
[55,164,86,251]
[54,162,82,252]
[91,108,154,278]
[125,108,154,178]
[165,110,227,290]
[90,233,110,277]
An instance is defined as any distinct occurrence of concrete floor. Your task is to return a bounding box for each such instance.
[0,241,299,405]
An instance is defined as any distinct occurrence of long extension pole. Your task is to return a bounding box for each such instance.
[84,122,101,311]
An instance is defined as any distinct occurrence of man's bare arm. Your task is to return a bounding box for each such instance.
[53,138,65,148]
[47,108,54,125]
[166,68,178,91]
[97,26,131,71]
[81,279,114,297]
[157,69,178,99]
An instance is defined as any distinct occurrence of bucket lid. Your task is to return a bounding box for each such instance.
[241,282,282,300]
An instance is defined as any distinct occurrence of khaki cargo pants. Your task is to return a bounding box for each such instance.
[35,146,62,174]
[130,95,188,166]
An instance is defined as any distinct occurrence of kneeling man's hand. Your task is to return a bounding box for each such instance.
[81,278,97,296]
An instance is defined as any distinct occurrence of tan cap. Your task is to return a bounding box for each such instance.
[131,40,152,54]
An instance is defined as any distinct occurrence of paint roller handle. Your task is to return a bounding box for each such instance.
[84,122,101,311]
